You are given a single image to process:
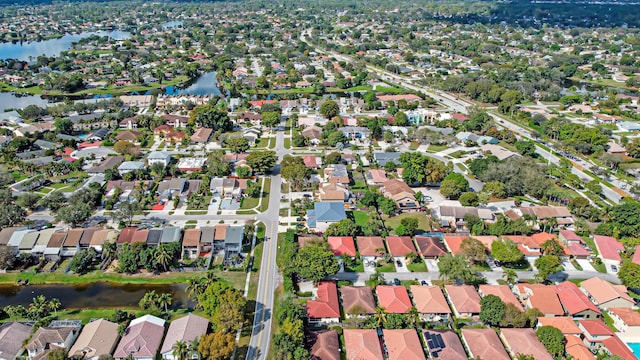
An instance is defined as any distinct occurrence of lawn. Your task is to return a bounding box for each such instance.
[426,144,448,153]
[0,270,211,286]
[383,213,430,233]
[376,260,397,272]
[352,211,370,226]
[268,137,276,149]
[407,261,428,272]
[240,196,259,209]
[284,138,291,149]
[343,258,364,272]
[591,260,607,273]
[255,137,269,148]
[258,178,271,212]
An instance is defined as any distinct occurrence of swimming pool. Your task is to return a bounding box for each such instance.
[627,342,640,359]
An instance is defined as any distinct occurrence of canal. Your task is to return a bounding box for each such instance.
[0,282,191,309]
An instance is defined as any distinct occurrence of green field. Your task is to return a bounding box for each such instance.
[352,210,370,226]
[383,213,430,233]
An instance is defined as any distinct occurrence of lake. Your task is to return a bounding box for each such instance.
[0,282,192,309]
[0,92,50,112]
[0,30,131,62]
[165,71,222,96]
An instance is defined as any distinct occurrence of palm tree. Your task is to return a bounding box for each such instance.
[407,306,420,329]
[103,241,117,261]
[186,278,206,300]
[172,341,188,360]
[373,306,387,328]
[503,268,518,285]
[30,295,47,317]
[189,337,200,360]
[155,244,172,272]
[48,298,61,317]
[157,292,172,315]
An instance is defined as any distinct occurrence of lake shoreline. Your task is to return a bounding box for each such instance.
[0,270,203,285]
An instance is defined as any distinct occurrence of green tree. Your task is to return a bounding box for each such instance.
[173,341,189,360]
[38,191,67,211]
[459,192,479,206]
[325,152,342,165]
[281,163,311,191]
[112,201,141,227]
[213,289,246,333]
[373,306,388,328]
[320,100,340,119]
[379,197,397,216]
[514,141,537,157]
[246,180,261,198]
[324,219,361,237]
[226,137,249,154]
[536,326,566,358]
[261,112,281,128]
[483,181,506,198]
[55,202,92,227]
[113,140,140,156]
[503,268,518,285]
[535,255,562,282]
[619,261,640,288]
[0,189,26,228]
[246,151,277,174]
[198,332,235,360]
[400,217,419,236]
[189,104,232,131]
[295,242,340,281]
[541,239,564,256]
[440,173,468,199]
[480,294,505,326]
[54,118,73,135]
[437,254,476,283]
[460,237,487,264]
[0,245,17,270]
[46,349,67,360]
[491,239,523,264]
[16,192,40,211]
[236,166,251,179]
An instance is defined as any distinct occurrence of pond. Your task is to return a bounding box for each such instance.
[164,71,222,96]
[0,30,131,61]
[0,282,192,309]
[0,92,50,112]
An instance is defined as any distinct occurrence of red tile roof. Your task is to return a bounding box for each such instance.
[633,245,640,265]
[560,230,584,243]
[344,329,383,360]
[579,320,614,336]
[479,285,524,311]
[376,286,412,314]
[327,236,356,257]
[601,335,637,360]
[594,235,623,261]
[609,307,640,326]
[565,335,596,360]
[382,329,425,360]
[414,236,447,257]
[527,286,565,316]
[356,236,385,257]
[423,330,467,360]
[461,328,510,360]
[556,282,601,316]
[500,328,553,360]
[307,282,340,319]
[537,317,581,335]
[568,243,591,257]
[410,286,451,315]
[386,236,416,257]
[442,235,467,254]
[117,227,138,244]
[445,285,481,315]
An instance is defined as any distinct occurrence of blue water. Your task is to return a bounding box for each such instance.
[164,71,221,96]
[628,343,640,359]
[77,134,87,139]
[0,30,130,61]
[0,92,49,112]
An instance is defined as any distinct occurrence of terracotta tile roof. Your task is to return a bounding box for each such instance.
[344,329,383,360]
[307,282,340,319]
[609,307,640,326]
[356,236,385,256]
[633,245,640,265]
[182,229,201,247]
[117,227,137,244]
[213,224,227,241]
[423,330,467,360]
[537,317,582,335]
[410,286,451,314]
[414,236,447,257]
[382,329,425,360]
[367,169,388,184]
[560,230,584,243]
[461,328,510,360]
[581,277,634,307]
[594,235,623,261]
[579,320,614,336]
[160,314,209,355]
[500,328,553,360]
[327,236,356,257]
[556,282,601,316]
[341,286,376,315]
[376,285,412,314]
[479,285,524,311]
[445,285,481,315]
[526,286,565,316]
[565,335,596,360]
[131,229,148,243]
[568,243,591,257]
[307,330,340,360]
[601,335,637,360]
[385,236,416,257]
[442,235,467,254]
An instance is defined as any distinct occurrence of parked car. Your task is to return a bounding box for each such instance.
[420,280,428,286]
[393,278,401,286]
[396,260,403,267]
[611,265,618,272]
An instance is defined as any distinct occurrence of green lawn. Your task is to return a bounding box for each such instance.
[383,213,430,233]
[268,137,276,149]
[258,178,271,212]
[376,261,397,272]
[240,196,259,209]
[255,137,269,148]
[591,260,607,273]
[407,261,428,272]
[344,258,364,272]
[426,144,448,153]
[284,138,291,149]
[352,211,370,226]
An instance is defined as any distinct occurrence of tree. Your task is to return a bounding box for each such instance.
[373,306,388,328]
[460,237,487,264]
[246,151,276,174]
[113,140,139,156]
[535,255,562,282]
[501,303,528,328]
[295,242,340,281]
[480,295,505,326]
[16,192,40,211]
[536,326,566,358]
[190,104,232,131]
[503,268,518,285]
[379,197,397,216]
[46,349,67,360]
[324,219,361,237]
[325,152,342,165]
[541,239,564,256]
[459,192,479,206]
[619,261,640,288]
[327,131,347,147]
[281,163,311,191]
[198,332,235,360]
[483,181,506,198]
[0,245,16,270]
[400,217,419,236]
[48,297,61,317]
[319,100,339,119]
[226,137,249,154]
[246,180,261,198]
[491,239,523,264]
[157,292,172,315]
[173,341,189,360]
[39,191,67,211]
[155,244,174,272]
[112,201,141,227]
[55,202,92,227]
[54,118,73,135]
[440,173,468,199]
[236,166,251,179]
[213,289,246,333]
[515,141,536,157]
[437,254,476,283]
[0,189,26,228]
[261,112,280,128]
[393,111,409,126]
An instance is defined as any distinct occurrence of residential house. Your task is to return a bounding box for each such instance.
[479,285,524,311]
[565,335,597,360]
[608,308,640,338]
[190,128,213,144]
[593,235,624,268]
[581,277,635,309]
[480,144,520,161]
[414,236,447,260]
[116,130,142,142]
[514,206,575,228]
[559,230,585,245]
[306,202,347,232]
[444,285,481,318]
[32,229,56,257]
[556,282,602,320]
[422,330,467,360]
[18,231,39,254]
[0,322,32,360]
[515,284,565,317]
[339,126,370,141]
[25,324,80,360]
[156,178,187,201]
[160,227,181,245]
[199,227,215,257]
[160,315,209,360]
[242,127,261,144]
[537,317,582,337]
[365,169,388,186]
[460,328,510,360]
[131,229,149,245]
[89,229,116,253]
[579,320,614,348]
[324,164,350,185]
[301,125,322,144]
[380,179,418,211]
[382,329,425,360]
[154,125,173,136]
[499,328,553,360]
[145,228,163,248]
[0,227,19,246]
[176,158,207,173]
[44,232,66,261]
[68,319,119,360]
[340,286,376,317]
[436,206,494,230]
[373,152,401,167]
[343,329,383,360]
[386,236,417,264]
[222,225,244,260]
[119,116,138,129]
[87,156,125,175]
[307,331,340,360]
[356,236,386,265]
[307,282,340,325]
[117,227,137,246]
[376,285,412,314]
[410,285,451,322]
[301,155,322,169]
[118,161,145,176]
[213,224,227,252]
[163,115,189,128]
[113,315,166,360]
[327,236,356,257]
[182,229,201,259]
[600,335,637,360]
[455,131,497,145]
[147,151,172,167]
[78,228,98,249]
[317,183,349,202]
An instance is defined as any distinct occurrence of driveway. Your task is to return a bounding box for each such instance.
[394,257,410,273]
[576,259,596,272]
[425,259,439,272]
[562,260,577,271]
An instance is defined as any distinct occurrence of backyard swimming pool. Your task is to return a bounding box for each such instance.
[627,342,640,358]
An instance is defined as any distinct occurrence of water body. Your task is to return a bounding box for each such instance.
[164,71,221,96]
[0,282,191,309]
[0,92,50,112]
[0,30,131,61]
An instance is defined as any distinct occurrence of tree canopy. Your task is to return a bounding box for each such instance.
[294,241,340,281]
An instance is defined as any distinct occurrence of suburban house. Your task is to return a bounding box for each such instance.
[478,285,524,311]
[160,314,209,360]
[307,281,340,325]
[190,128,213,144]
[444,285,481,318]
[581,277,634,309]
[499,328,553,360]
[579,320,615,348]
[365,169,388,186]
[556,282,602,320]
[565,335,597,360]
[608,308,640,338]
[25,324,81,360]
[182,229,201,259]
[559,230,585,245]
[410,285,451,322]
[68,319,119,360]
[380,179,418,211]
[44,232,66,261]
[87,156,124,175]
[302,155,323,169]
[301,125,322,144]
[339,126,370,141]
[514,284,565,317]
[480,144,520,161]
[593,235,624,268]
[307,330,340,360]
[376,285,412,314]
[436,206,494,230]
[340,286,376,317]
[0,322,32,360]
[324,164,350,185]
[382,329,425,360]
[327,236,356,257]
[306,202,347,232]
[537,317,582,337]
[118,161,145,176]
[356,236,386,265]
[386,236,417,264]
[113,315,166,360]
[147,151,172,167]
[414,236,447,259]
[317,183,350,202]
[343,329,383,360]
[373,152,401,167]
[423,330,467,360]
[460,328,510,360]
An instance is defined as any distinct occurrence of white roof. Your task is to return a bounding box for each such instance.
[130,314,166,327]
